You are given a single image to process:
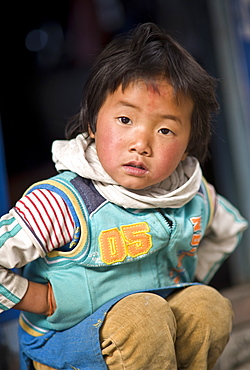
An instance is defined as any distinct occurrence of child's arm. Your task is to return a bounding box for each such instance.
[13,281,50,315]
[196,189,248,283]
[13,280,56,316]
[0,188,74,315]
[0,214,55,315]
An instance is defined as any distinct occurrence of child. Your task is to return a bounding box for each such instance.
[0,23,248,369]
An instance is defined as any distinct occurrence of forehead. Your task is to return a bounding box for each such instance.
[121,78,173,97]
[102,79,194,113]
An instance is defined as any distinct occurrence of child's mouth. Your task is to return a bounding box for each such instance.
[123,162,148,176]
[130,164,144,169]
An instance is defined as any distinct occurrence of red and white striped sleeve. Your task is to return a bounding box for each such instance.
[14,189,75,253]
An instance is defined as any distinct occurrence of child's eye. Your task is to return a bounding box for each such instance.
[118,116,132,124]
[159,128,173,135]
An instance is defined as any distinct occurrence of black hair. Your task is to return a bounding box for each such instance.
[66,22,219,163]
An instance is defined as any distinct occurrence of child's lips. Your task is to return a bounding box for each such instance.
[123,161,148,176]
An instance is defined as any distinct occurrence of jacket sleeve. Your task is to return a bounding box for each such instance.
[196,186,248,284]
[0,188,75,312]
[0,211,41,311]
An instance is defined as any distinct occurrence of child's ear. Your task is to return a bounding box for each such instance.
[88,125,95,139]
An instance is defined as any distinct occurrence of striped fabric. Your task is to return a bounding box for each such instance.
[15,189,75,253]
[0,189,75,311]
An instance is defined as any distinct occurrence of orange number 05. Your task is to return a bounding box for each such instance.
[99,222,152,265]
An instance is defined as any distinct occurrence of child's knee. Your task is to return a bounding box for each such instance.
[101,292,176,338]
[168,286,233,369]
[168,285,233,337]
[100,293,177,369]
[188,285,233,327]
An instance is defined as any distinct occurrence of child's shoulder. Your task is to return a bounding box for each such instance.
[25,171,106,215]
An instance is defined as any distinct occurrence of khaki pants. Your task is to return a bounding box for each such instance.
[34,285,233,370]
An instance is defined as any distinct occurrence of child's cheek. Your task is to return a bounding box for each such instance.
[157,143,186,176]
[95,136,121,173]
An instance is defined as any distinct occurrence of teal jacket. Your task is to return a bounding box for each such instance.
[20,170,217,335]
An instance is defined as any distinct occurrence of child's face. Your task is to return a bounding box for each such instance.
[90,80,193,190]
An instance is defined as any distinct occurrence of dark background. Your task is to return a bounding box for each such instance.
[0,0,234,288]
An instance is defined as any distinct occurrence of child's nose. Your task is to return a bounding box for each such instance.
[128,131,152,156]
